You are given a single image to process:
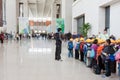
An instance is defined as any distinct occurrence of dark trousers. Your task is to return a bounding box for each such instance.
[110,61,116,73]
[55,45,61,60]
[89,58,97,68]
[75,50,79,59]
[68,49,73,58]
[1,39,3,43]
[17,37,19,41]
[98,56,105,71]
[105,59,111,77]
[80,51,84,61]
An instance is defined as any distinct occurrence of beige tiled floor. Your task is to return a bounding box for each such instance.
[0,38,119,80]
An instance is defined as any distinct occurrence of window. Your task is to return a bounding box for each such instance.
[105,6,110,30]
[77,15,85,34]
[19,3,24,17]
[56,4,61,18]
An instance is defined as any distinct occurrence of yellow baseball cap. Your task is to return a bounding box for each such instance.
[110,39,116,44]
[86,39,92,43]
[80,38,84,41]
[75,38,79,42]
[70,38,73,41]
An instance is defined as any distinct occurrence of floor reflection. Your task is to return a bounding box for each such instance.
[28,48,52,53]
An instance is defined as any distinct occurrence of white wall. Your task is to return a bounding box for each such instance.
[98,8,105,33]
[72,0,120,38]
[110,1,120,39]
[72,0,99,35]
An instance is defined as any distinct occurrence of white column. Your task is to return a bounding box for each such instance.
[23,1,29,17]
[61,0,73,33]
[51,4,56,33]
[5,0,17,33]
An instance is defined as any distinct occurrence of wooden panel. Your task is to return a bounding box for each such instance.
[0,0,2,26]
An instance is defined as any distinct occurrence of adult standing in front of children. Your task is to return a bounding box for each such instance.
[55,28,62,61]
[68,38,74,58]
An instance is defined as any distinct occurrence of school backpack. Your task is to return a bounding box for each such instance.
[90,49,95,58]
[75,43,80,50]
[115,49,120,61]
[68,41,73,50]
[80,42,84,52]
[83,43,91,55]
[109,54,115,61]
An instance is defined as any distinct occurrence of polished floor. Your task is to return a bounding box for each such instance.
[0,38,119,80]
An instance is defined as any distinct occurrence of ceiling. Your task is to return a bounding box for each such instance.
[26,0,61,19]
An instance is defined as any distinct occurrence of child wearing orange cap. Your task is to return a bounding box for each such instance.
[96,41,105,73]
[80,38,85,61]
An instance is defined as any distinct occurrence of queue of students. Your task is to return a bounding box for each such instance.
[67,37,120,77]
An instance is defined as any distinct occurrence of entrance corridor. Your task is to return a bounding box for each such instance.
[0,39,119,80]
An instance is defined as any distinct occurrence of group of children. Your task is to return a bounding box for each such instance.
[67,37,120,77]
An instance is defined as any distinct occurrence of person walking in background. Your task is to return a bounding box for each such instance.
[16,32,19,41]
[68,38,74,58]
[0,32,4,44]
[55,28,62,61]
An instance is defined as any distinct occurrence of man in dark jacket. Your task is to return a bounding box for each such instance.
[55,28,62,61]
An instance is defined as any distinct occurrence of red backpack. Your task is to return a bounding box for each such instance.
[80,42,84,52]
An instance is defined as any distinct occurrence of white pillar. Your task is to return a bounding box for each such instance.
[51,4,56,33]
[23,1,29,17]
[61,0,73,33]
[5,0,17,33]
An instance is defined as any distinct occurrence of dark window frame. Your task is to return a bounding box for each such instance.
[105,6,110,30]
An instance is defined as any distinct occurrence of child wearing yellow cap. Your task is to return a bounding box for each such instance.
[68,38,74,58]
[74,38,80,59]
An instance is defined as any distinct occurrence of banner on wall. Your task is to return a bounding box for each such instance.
[19,17,29,34]
[56,18,64,33]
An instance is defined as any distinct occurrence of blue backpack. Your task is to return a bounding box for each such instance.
[90,49,95,58]
[75,43,80,50]
[83,44,88,55]
[109,54,115,61]
[68,41,73,50]
[83,44,91,55]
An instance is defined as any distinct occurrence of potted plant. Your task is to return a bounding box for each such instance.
[80,23,91,38]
